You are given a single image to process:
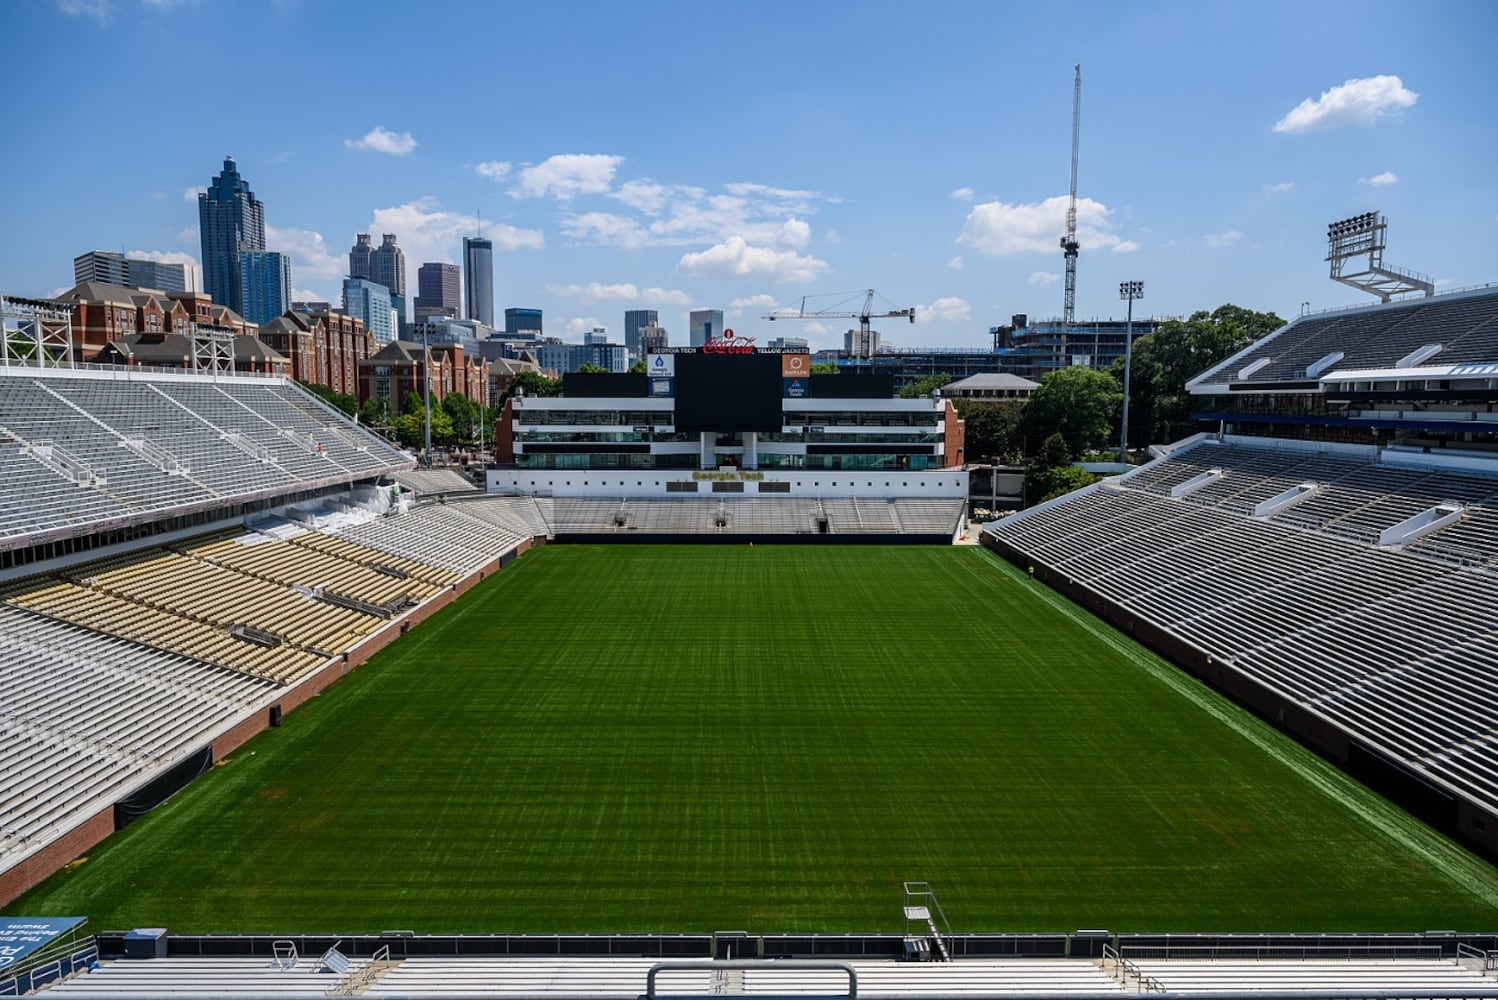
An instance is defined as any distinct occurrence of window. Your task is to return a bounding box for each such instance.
[665,480,698,493]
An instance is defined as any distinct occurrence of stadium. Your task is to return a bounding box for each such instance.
[1,281,1498,997]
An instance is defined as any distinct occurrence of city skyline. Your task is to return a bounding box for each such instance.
[1,1,1495,350]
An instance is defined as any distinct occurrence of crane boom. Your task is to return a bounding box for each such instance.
[765,289,914,359]
[1061,64,1081,327]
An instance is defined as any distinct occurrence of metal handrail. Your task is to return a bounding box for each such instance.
[645,960,857,999]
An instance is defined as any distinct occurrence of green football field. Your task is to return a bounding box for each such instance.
[9,545,1498,933]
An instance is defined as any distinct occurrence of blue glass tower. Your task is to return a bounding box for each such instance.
[238,251,291,326]
[199,157,266,317]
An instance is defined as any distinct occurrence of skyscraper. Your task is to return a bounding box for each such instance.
[198,157,266,315]
[125,258,189,294]
[238,250,291,326]
[623,309,658,358]
[689,309,724,347]
[348,234,374,283]
[463,236,493,328]
[370,234,406,298]
[415,262,461,320]
[343,277,395,346]
[504,307,542,336]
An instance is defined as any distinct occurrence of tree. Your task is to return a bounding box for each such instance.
[358,397,392,430]
[628,359,648,374]
[1021,365,1122,458]
[1115,303,1283,446]
[300,382,357,415]
[498,370,562,408]
[395,404,454,449]
[899,373,954,399]
[809,362,840,374]
[951,399,1025,464]
[576,362,609,374]
[1025,432,1098,502]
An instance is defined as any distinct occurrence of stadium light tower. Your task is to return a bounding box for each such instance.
[1325,211,1433,302]
[1118,281,1143,464]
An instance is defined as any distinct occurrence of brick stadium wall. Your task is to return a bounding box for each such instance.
[0,537,542,909]
[980,530,1498,862]
[0,807,114,907]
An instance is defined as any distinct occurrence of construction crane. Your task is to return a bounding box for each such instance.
[1060,63,1082,327]
[765,289,915,357]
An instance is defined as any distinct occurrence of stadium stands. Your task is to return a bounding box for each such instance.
[531,496,964,538]
[0,605,274,856]
[393,467,479,495]
[986,436,1498,828]
[1192,286,1498,389]
[0,367,411,554]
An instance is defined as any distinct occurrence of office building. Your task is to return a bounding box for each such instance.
[348,234,374,283]
[689,309,724,347]
[505,307,542,336]
[415,262,462,320]
[488,345,967,499]
[623,309,658,358]
[237,251,291,326]
[343,277,395,346]
[463,236,494,327]
[638,324,669,355]
[767,336,809,352]
[198,157,267,317]
[72,251,189,294]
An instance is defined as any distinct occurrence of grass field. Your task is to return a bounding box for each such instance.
[8,545,1498,933]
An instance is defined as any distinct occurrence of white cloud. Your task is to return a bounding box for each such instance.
[512,154,623,199]
[344,126,417,156]
[565,316,604,337]
[801,321,828,336]
[825,229,841,244]
[1202,230,1244,248]
[676,237,829,284]
[291,288,324,304]
[1365,171,1399,186]
[729,293,780,316]
[1273,75,1418,134]
[57,0,109,23]
[947,256,964,270]
[546,282,690,306]
[563,178,828,254]
[475,161,512,180]
[721,182,821,215]
[1263,181,1296,193]
[916,297,971,323]
[266,225,345,281]
[369,198,544,299]
[183,185,207,202]
[177,225,199,245]
[950,187,975,201]
[1027,271,1059,287]
[956,195,1136,255]
[1112,240,1142,253]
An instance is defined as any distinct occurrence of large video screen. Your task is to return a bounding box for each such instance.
[673,352,783,433]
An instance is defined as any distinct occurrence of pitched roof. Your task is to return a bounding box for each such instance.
[56,281,139,306]
[942,373,1040,393]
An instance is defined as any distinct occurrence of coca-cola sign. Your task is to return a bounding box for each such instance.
[701,329,756,355]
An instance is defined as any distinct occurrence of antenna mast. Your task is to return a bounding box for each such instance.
[1061,64,1081,326]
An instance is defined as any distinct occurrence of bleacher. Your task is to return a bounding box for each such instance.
[0,368,411,552]
[1192,286,1498,388]
[394,467,479,495]
[986,437,1498,819]
[0,604,275,860]
[532,496,965,538]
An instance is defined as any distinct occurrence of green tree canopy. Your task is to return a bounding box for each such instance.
[809,362,840,375]
[1022,365,1122,458]
[628,359,648,374]
[576,362,609,374]
[300,382,357,415]
[1116,303,1283,446]
[898,373,954,399]
[502,370,562,404]
[951,399,1025,464]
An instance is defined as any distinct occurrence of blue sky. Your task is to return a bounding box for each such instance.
[1,0,1494,350]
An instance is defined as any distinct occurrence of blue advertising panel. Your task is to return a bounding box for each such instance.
[782,377,809,399]
[0,918,86,970]
[648,377,674,397]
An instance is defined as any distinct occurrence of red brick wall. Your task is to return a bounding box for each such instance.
[0,808,114,907]
[943,399,966,468]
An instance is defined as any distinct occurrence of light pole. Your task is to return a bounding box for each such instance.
[422,325,432,470]
[1119,280,1144,464]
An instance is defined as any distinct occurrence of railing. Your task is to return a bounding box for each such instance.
[646,960,857,999]
[1103,943,1166,993]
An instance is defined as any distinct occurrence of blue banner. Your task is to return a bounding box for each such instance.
[0,918,86,970]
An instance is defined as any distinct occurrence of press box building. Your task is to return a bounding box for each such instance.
[489,342,967,499]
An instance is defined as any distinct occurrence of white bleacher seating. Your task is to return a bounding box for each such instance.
[989,438,1498,820]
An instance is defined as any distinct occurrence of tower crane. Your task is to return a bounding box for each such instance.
[765,289,915,356]
[1060,63,1081,327]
